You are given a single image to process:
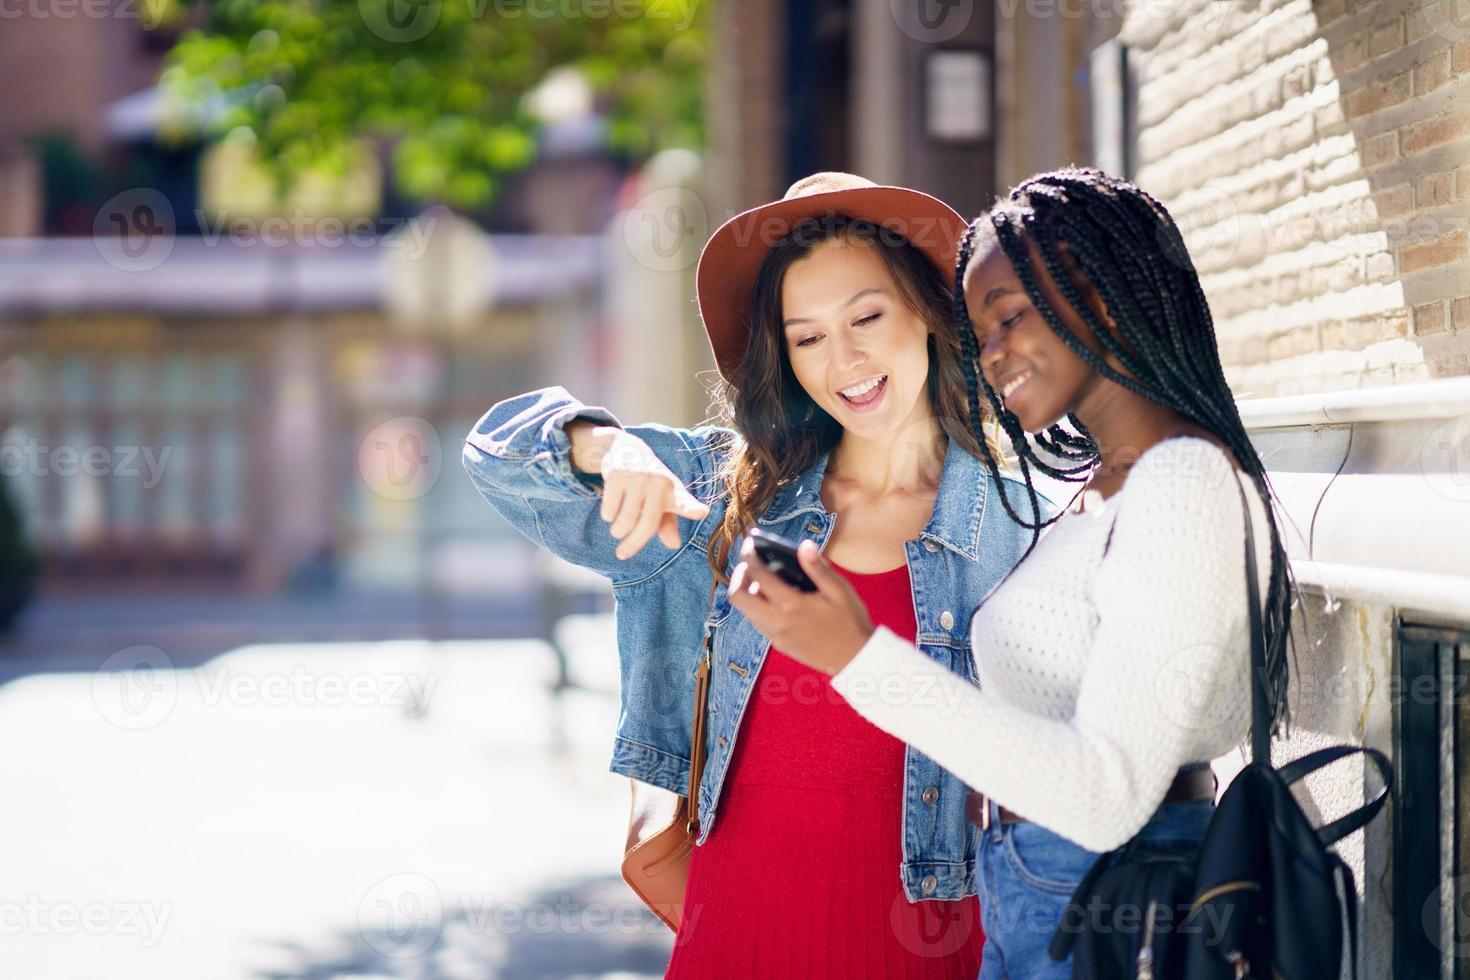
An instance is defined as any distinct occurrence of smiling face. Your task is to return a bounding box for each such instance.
[779,238,936,442]
[961,233,1117,434]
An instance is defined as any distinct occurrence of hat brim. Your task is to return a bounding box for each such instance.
[695,186,969,383]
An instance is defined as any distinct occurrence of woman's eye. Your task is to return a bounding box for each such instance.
[854,312,882,326]
[795,335,821,348]
[1001,311,1023,329]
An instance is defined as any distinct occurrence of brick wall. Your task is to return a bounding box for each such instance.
[1120,0,1470,396]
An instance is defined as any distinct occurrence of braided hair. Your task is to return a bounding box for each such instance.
[953,166,1294,734]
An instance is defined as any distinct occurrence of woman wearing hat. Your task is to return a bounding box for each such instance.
[464,173,1043,977]
[724,168,1283,977]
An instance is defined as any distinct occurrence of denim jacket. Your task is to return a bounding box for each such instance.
[463,386,1048,901]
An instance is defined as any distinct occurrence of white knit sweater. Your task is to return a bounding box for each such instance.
[831,437,1274,852]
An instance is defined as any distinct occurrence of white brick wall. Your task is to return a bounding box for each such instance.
[1122,0,1470,396]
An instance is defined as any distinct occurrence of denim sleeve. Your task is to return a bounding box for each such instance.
[462,386,729,583]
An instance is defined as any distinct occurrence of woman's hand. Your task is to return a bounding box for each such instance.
[567,422,710,560]
[727,537,874,675]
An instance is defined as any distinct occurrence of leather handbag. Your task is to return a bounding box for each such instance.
[620,622,715,932]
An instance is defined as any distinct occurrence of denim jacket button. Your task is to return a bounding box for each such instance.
[923,539,940,552]
[939,610,955,630]
[920,874,937,895]
[921,786,939,805]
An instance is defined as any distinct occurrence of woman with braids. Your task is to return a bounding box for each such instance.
[729,166,1287,977]
[464,173,1046,977]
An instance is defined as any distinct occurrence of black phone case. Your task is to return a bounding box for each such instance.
[748,529,818,592]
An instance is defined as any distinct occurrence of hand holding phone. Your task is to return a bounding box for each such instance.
[745,527,819,592]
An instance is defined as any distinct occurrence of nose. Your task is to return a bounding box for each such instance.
[978,327,1005,377]
[829,326,867,375]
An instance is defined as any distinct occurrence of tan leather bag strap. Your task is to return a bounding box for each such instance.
[684,583,718,834]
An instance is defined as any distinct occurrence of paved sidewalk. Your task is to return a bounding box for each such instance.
[0,625,674,979]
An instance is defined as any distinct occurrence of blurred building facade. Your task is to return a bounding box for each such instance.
[0,235,603,596]
[0,13,622,602]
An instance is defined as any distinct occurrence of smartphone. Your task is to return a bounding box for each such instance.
[746,527,818,593]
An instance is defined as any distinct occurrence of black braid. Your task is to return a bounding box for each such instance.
[952,167,1295,734]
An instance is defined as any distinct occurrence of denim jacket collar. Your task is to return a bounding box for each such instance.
[757,437,989,561]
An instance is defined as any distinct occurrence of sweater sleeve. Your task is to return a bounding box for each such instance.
[830,440,1265,852]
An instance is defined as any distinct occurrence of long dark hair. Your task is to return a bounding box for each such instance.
[706,215,999,582]
[953,167,1294,733]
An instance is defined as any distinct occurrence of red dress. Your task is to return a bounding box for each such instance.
[665,562,984,979]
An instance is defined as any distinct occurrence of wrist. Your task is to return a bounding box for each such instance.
[826,623,874,676]
[566,420,617,473]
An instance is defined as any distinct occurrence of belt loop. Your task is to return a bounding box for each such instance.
[987,798,1003,842]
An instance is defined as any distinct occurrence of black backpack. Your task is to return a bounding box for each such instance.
[1051,479,1393,979]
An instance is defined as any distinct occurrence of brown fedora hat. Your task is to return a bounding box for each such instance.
[695,172,968,382]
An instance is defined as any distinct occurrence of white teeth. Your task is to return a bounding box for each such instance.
[1001,372,1031,400]
[840,375,885,398]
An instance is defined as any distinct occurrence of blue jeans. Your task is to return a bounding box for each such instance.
[975,799,1215,980]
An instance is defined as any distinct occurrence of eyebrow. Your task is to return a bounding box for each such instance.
[979,284,1019,310]
[783,288,887,329]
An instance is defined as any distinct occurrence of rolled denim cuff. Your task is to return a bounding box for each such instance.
[533,404,620,498]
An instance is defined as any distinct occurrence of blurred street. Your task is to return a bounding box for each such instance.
[0,608,675,979]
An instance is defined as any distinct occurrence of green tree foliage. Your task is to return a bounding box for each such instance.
[163,0,707,208]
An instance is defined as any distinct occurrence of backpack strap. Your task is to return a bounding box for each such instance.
[1276,744,1394,847]
[1233,476,1273,766]
[1334,854,1361,980]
